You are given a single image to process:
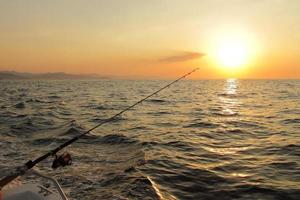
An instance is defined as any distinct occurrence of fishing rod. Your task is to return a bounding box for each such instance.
[0,67,199,189]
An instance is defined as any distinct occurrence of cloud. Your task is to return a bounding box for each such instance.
[158,52,205,63]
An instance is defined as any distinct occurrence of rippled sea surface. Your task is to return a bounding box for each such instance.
[0,79,299,200]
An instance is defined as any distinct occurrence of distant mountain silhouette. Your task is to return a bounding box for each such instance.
[0,71,109,80]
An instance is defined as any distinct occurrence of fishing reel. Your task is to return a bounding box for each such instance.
[51,152,72,170]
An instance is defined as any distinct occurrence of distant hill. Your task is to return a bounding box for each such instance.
[0,71,109,80]
[0,72,29,80]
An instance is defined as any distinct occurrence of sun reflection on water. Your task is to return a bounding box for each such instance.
[202,79,249,164]
[218,79,240,116]
[225,78,238,95]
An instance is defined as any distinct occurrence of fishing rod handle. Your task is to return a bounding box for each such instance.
[0,163,29,190]
[0,174,19,191]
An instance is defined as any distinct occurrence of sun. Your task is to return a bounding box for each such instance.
[209,30,256,75]
[217,40,248,69]
[216,37,249,70]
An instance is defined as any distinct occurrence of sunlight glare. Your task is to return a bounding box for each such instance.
[217,39,248,69]
[209,29,257,76]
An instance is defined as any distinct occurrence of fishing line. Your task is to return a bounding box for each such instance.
[0,68,198,189]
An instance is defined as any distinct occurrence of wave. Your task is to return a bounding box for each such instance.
[91,172,160,200]
[90,115,128,124]
[227,184,300,200]
[218,92,238,97]
[277,144,300,157]
[146,111,171,116]
[146,159,228,199]
[211,111,239,117]
[30,137,61,146]
[268,161,299,169]
[64,127,82,135]
[97,134,138,145]
[184,121,219,128]
[48,95,61,99]
[62,133,141,147]
[281,118,300,124]
[95,105,110,110]
[146,99,169,104]
[227,120,263,129]
[127,125,149,131]
[1,79,299,200]
[14,102,25,109]
[15,114,28,118]
[25,98,47,103]
[10,118,37,133]
[163,141,196,152]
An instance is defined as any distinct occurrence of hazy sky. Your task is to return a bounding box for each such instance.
[0,0,299,79]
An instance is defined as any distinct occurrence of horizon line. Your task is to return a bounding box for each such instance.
[0,70,299,80]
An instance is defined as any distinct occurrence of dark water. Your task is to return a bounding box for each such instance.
[0,79,299,200]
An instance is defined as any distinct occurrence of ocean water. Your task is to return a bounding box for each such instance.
[0,79,299,200]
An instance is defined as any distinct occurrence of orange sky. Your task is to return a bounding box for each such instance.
[0,0,299,79]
